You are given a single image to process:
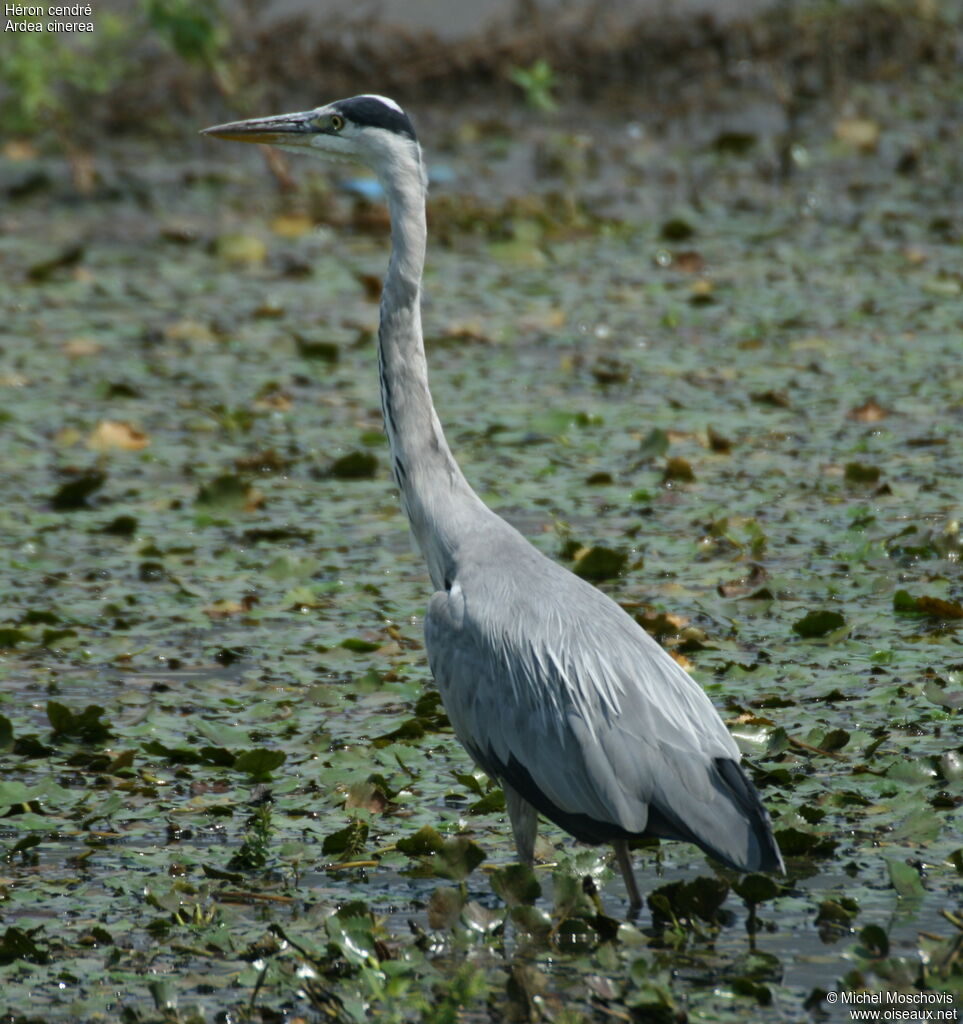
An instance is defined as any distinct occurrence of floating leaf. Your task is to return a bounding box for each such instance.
[848,399,889,422]
[638,427,669,460]
[648,876,729,924]
[635,609,686,640]
[854,924,890,959]
[202,864,245,884]
[6,834,42,864]
[46,702,112,744]
[345,780,388,814]
[340,637,380,653]
[510,904,553,940]
[27,245,84,282]
[0,927,49,965]
[834,117,880,152]
[163,318,216,345]
[572,545,627,581]
[141,740,231,766]
[713,131,757,154]
[491,864,542,908]
[271,212,312,238]
[215,233,266,266]
[926,681,963,711]
[774,827,838,859]
[427,886,464,930]
[397,827,485,881]
[396,825,446,857]
[792,609,846,638]
[591,356,630,384]
[845,462,881,484]
[886,859,925,900]
[86,420,150,452]
[468,789,505,814]
[0,628,29,649]
[233,749,286,779]
[195,474,251,513]
[660,217,695,241]
[689,278,714,304]
[662,456,694,483]
[815,898,859,926]
[99,514,138,537]
[707,425,733,452]
[731,977,772,1005]
[733,873,781,905]
[328,451,379,480]
[294,334,340,362]
[890,807,942,844]
[322,820,369,859]
[819,728,850,752]
[893,590,963,620]
[50,470,105,511]
[453,771,486,798]
[750,389,790,408]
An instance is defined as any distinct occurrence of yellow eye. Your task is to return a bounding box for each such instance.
[330,114,345,132]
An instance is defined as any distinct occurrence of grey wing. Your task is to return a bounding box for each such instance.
[424,575,781,872]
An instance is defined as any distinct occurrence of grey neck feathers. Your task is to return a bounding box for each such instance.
[376,142,486,589]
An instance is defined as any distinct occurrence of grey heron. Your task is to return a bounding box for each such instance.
[202,95,784,910]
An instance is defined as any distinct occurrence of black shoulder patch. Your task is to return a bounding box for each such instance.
[334,96,417,141]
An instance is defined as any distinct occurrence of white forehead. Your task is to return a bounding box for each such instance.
[357,93,403,114]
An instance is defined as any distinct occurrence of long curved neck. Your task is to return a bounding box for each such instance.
[377,144,485,589]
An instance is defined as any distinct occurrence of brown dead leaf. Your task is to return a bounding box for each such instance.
[665,429,694,444]
[203,600,244,619]
[3,139,38,161]
[903,246,927,266]
[834,117,880,152]
[253,391,292,412]
[436,320,491,344]
[751,389,791,408]
[163,319,217,345]
[87,420,150,452]
[636,610,688,638]
[203,595,257,620]
[55,427,83,448]
[915,596,963,620]
[663,456,695,483]
[848,398,889,422]
[62,337,103,358]
[729,712,777,726]
[718,563,769,598]
[244,488,265,513]
[345,781,389,814]
[427,886,464,930]
[67,149,96,194]
[668,650,694,671]
[355,271,383,301]
[673,250,704,273]
[270,212,313,238]
[251,301,286,319]
[707,425,733,453]
[235,449,290,473]
[215,234,267,267]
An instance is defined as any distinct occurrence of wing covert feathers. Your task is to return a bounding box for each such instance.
[424,531,782,874]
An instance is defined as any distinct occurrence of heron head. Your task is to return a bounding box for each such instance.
[201,94,419,177]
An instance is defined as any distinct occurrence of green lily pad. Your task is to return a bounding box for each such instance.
[792,609,847,638]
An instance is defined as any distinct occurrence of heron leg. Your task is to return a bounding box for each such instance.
[613,840,642,914]
[503,783,537,864]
